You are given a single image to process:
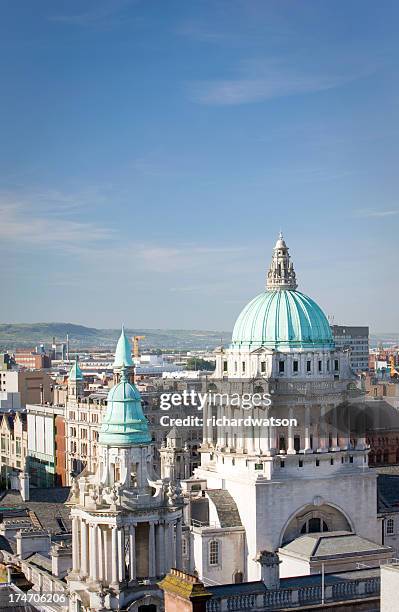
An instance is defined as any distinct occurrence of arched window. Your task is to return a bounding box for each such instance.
[387,519,395,535]
[301,518,329,534]
[209,540,220,566]
[234,571,243,584]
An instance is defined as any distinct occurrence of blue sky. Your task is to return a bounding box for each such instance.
[1,0,398,333]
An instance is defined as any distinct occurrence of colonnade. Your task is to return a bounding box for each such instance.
[71,515,183,586]
[202,402,366,456]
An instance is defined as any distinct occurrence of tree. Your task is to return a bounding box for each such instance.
[186,357,215,371]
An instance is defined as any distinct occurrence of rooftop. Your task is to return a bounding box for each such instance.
[0,488,71,533]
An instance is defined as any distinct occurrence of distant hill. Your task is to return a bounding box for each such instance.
[0,322,396,352]
[0,323,232,351]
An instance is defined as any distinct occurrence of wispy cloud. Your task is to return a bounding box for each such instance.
[189,60,375,106]
[78,242,249,275]
[49,0,134,28]
[354,208,399,218]
[0,191,113,250]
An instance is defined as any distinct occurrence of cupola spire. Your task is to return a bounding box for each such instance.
[266,233,297,290]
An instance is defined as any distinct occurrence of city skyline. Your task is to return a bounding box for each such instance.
[1,0,398,331]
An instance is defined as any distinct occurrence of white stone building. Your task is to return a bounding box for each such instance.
[186,234,383,585]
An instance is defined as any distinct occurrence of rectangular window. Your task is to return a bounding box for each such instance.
[318,360,322,372]
[223,361,227,372]
[334,359,339,371]
[293,360,298,373]
[209,540,219,565]
[261,361,266,373]
[242,362,246,373]
[387,519,395,535]
[307,360,311,373]
[327,360,330,372]
[298,460,303,468]
[279,360,285,373]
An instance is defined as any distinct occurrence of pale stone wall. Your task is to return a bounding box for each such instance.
[381,564,399,612]
[192,526,245,585]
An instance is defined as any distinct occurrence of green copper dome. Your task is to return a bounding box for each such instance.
[231,289,334,350]
[99,379,152,446]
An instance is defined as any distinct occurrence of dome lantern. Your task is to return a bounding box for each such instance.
[266,232,297,291]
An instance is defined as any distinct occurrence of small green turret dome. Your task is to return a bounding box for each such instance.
[99,379,151,446]
[99,328,151,446]
[69,359,83,381]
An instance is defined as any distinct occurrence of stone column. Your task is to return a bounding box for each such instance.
[89,524,98,582]
[129,524,136,582]
[176,518,183,569]
[331,405,340,450]
[156,522,165,576]
[111,526,119,586]
[247,423,255,454]
[80,520,88,578]
[170,521,176,568]
[303,406,312,453]
[118,527,125,582]
[103,527,109,584]
[317,405,328,452]
[262,423,270,455]
[97,526,103,582]
[149,521,156,578]
[269,423,277,454]
[287,408,296,454]
[72,516,80,574]
[203,400,211,445]
[164,522,170,572]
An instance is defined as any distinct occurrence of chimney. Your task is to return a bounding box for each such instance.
[256,550,281,589]
[19,471,30,502]
[158,569,212,612]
